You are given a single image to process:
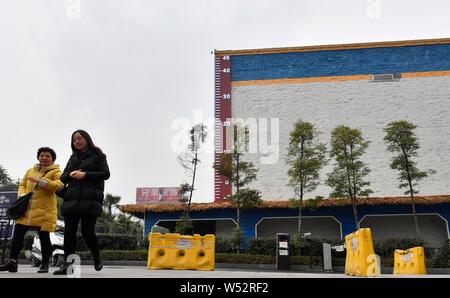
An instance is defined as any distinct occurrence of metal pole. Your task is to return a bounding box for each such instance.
[309,239,313,269]
[0,221,9,264]
[0,222,4,264]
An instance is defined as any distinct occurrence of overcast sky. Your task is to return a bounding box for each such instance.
[1,0,450,205]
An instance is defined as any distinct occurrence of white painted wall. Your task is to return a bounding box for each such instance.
[256,217,341,239]
[232,76,450,199]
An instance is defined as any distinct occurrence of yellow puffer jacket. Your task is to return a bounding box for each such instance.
[15,164,63,232]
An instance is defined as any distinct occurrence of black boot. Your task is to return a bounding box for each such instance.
[0,260,18,273]
[37,263,49,273]
[53,262,69,275]
[93,253,103,271]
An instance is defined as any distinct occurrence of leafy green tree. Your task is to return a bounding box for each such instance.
[97,193,143,236]
[177,123,207,231]
[214,124,262,252]
[0,165,18,191]
[115,213,144,236]
[104,193,121,216]
[326,126,373,230]
[230,227,245,253]
[286,120,327,249]
[384,120,436,238]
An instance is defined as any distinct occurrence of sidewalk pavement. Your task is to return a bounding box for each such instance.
[1,265,449,278]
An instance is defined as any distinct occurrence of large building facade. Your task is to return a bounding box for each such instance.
[214,38,450,201]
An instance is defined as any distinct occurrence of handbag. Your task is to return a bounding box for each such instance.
[7,192,33,220]
[55,185,68,198]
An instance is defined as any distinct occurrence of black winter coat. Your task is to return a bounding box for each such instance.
[60,149,110,217]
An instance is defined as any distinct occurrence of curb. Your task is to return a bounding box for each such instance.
[80,262,450,274]
[16,259,450,274]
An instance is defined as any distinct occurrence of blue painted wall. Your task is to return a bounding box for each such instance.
[144,208,237,236]
[144,203,450,241]
[230,44,450,81]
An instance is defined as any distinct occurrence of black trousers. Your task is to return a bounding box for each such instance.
[10,224,51,264]
[63,214,100,261]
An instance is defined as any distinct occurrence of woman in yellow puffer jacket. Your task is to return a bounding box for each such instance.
[0,147,63,274]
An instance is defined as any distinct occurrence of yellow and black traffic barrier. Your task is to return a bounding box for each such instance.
[344,228,380,277]
[393,247,427,275]
[147,232,215,271]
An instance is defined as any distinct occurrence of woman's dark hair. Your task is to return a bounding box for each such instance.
[71,129,106,157]
[37,147,56,161]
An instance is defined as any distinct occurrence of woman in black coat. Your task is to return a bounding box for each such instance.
[54,130,110,275]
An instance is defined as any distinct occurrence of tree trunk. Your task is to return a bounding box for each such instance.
[409,192,421,238]
[349,144,360,230]
[236,202,241,254]
[298,193,303,256]
[235,152,240,226]
[344,147,359,230]
[188,149,198,217]
[351,197,360,230]
[235,148,241,254]
[403,151,422,238]
[298,139,305,254]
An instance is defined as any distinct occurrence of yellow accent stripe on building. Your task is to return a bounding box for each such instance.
[231,70,450,87]
[402,70,450,78]
[232,75,371,87]
[215,38,450,56]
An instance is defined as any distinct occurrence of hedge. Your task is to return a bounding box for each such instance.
[21,233,146,251]
[71,252,448,268]
[252,238,344,257]
[76,234,146,251]
[5,234,448,268]
[373,238,430,258]
[216,237,434,258]
[217,237,345,257]
[3,250,449,268]
[77,250,148,261]
[18,234,435,257]
[433,240,450,268]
